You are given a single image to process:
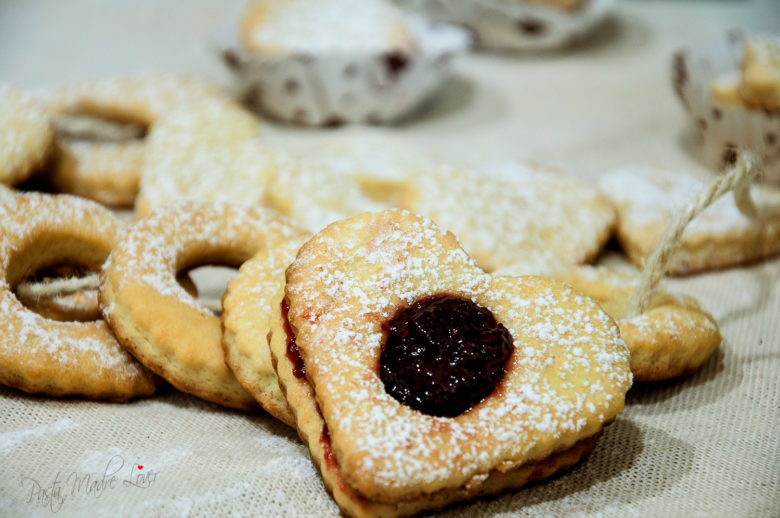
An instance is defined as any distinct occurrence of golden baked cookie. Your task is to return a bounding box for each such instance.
[599,166,780,274]
[41,75,230,207]
[313,132,436,209]
[44,74,230,126]
[266,157,394,232]
[0,84,54,186]
[50,139,144,207]
[0,190,158,401]
[270,281,602,517]
[542,264,722,381]
[271,136,615,271]
[266,133,432,231]
[100,200,307,410]
[407,161,617,272]
[273,210,632,515]
[135,100,273,217]
[221,238,308,426]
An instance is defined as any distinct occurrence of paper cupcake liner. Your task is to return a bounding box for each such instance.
[215,15,470,126]
[672,31,780,185]
[395,0,614,51]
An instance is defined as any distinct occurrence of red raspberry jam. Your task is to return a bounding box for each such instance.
[281,299,305,379]
[379,294,514,417]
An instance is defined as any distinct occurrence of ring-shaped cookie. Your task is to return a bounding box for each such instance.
[100,200,308,410]
[0,190,158,400]
[134,100,271,218]
[222,238,307,426]
[42,75,230,206]
[0,84,54,186]
[279,210,632,509]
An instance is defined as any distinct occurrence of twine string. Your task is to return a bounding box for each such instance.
[16,273,100,300]
[627,150,770,317]
[16,273,223,314]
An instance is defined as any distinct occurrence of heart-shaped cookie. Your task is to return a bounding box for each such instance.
[273,210,632,516]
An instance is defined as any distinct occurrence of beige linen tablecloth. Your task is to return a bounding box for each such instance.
[1,1,778,516]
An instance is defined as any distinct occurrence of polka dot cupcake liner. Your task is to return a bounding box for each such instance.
[215,15,470,126]
[395,0,615,52]
[673,31,780,185]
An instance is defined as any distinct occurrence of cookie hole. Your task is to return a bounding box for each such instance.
[14,264,102,322]
[13,264,199,323]
[379,294,514,417]
[181,265,239,317]
[54,113,147,143]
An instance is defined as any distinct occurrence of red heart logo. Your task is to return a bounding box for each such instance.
[137,465,143,470]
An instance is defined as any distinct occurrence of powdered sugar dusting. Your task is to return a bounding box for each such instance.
[0,191,152,382]
[408,160,616,272]
[285,210,631,496]
[104,200,305,315]
[41,74,229,125]
[0,83,53,185]
[599,165,780,236]
[0,418,77,456]
[137,100,272,216]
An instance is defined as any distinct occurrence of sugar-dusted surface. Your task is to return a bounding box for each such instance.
[0,190,157,400]
[285,210,631,501]
[136,100,274,217]
[410,161,617,272]
[267,132,436,232]
[274,134,616,272]
[52,139,144,207]
[239,0,418,56]
[267,157,393,233]
[737,36,780,112]
[41,74,229,125]
[222,237,308,426]
[534,263,721,381]
[599,166,780,273]
[0,83,53,185]
[101,200,306,409]
[1,1,779,516]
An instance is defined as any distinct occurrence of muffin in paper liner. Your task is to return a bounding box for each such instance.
[395,0,615,51]
[215,4,470,126]
[673,31,780,185]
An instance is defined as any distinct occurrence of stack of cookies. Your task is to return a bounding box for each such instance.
[1,54,779,515]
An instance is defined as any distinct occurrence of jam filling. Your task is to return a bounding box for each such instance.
[379,294,514,417]
[281,299,305,379]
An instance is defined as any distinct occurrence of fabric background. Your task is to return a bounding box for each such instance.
[1,1,778,516]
